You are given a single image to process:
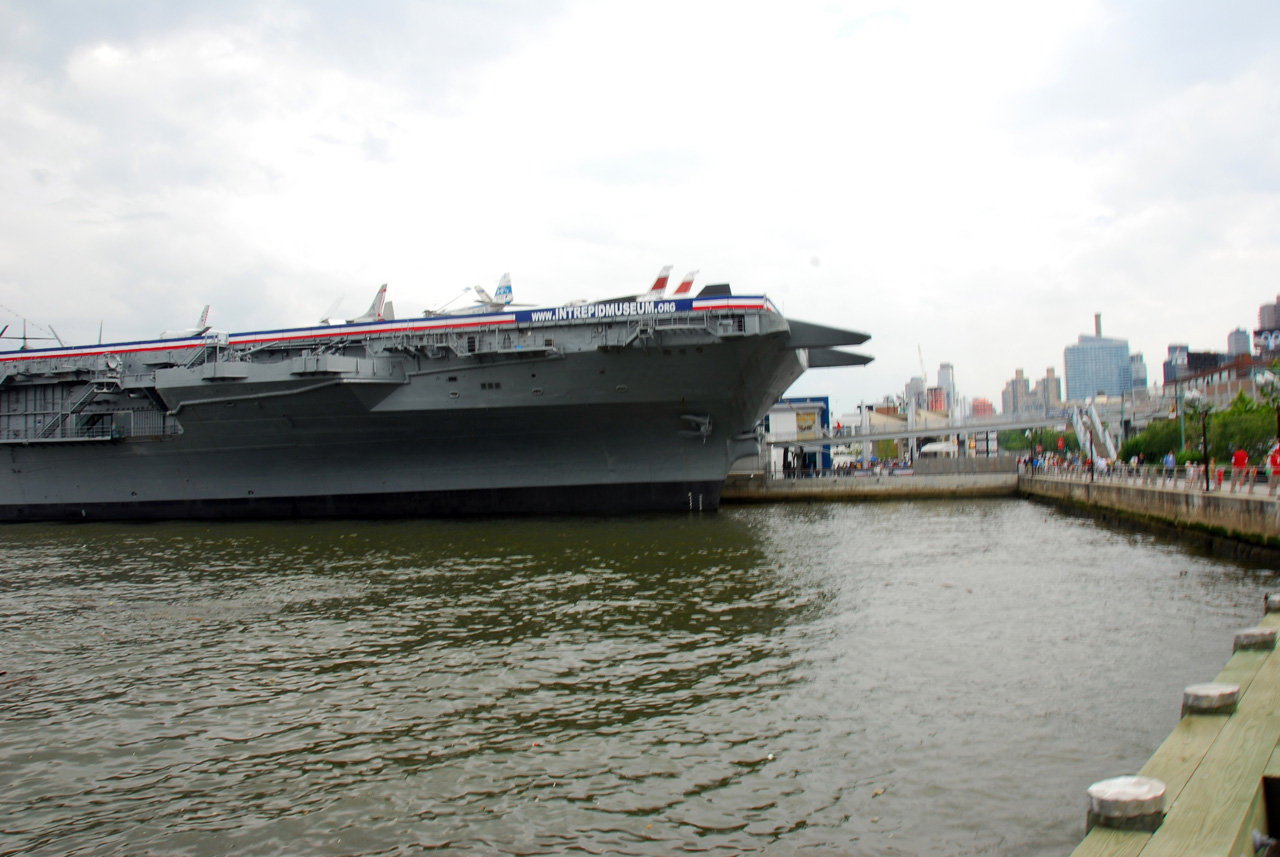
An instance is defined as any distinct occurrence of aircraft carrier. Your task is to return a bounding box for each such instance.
[0,279,870,520]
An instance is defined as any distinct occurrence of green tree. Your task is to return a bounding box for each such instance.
[1120,392,1273,466]
[874,439,898,461]
[1207,392,1273,462]
[1255,360,1280,443]
[1118,417,1183,462]
[998,430,1031,451]
[1183,390,1214,490]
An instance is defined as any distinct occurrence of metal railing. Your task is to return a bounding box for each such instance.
[1024,462,1278,496]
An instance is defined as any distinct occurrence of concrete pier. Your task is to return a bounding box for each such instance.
[724,464,1280,561]
[1019,471,1280,561]
[1071,601,1280,856]
[721,472,1018,502]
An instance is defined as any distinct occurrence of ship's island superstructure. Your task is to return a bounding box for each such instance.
[0,281,870,520]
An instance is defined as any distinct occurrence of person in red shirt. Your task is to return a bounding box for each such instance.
[1269,446,1280,497]
[1231,447,1249,492]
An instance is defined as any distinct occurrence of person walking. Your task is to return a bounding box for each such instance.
[1163,450,1176,486]
[1269,445,1280,497]
[1231,447,1249,492]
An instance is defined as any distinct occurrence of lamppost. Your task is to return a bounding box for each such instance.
[1177,381,1186,452]
[1183,389,1214,492]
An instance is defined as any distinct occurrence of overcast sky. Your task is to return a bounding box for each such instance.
[3,0,1279,414]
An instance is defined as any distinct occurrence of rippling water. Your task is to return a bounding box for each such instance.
[2,500,1274,856]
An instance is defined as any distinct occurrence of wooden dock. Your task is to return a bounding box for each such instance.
[1071,600,1280,856]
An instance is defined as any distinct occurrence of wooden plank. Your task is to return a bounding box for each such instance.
[1212,649,1268,697]
[1136,714,1230,803]
[1130,647,1269,806]
[1069,827,1151,857]
[1140,640,1280,856]
[1072,611,1280,857]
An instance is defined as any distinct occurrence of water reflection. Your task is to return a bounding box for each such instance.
[1,502,1273,856]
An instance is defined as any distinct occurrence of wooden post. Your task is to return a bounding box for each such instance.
[1085,776,1166,832]
[1180,682,1240,717]
[1233,626,1278,652]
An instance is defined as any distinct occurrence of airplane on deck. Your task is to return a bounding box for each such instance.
[322,285,393,325]
[161,305,211,339]
[646,265,673,297]
[670,270,698,296]
[603,266,699,303]
[467,273,533,313]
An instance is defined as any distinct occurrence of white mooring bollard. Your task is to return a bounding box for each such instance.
[1233,626,1278,652]
[1086,776,1166,832]
[1181,682,1241,717]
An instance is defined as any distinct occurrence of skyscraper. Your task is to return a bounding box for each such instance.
[1129,353,1148,392]
[1001,369,1031,415]
[1033,367,1062,409]
[1064,315,1131,400]
[936,362,955,411]
[1228,328,1250,356]
[904,376,925,412]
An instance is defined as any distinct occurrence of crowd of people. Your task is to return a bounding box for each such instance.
[1023,444,1280,495]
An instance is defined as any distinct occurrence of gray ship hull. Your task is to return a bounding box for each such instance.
[0,291,868,520]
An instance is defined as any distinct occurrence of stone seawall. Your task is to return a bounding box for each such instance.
[1020,474,1280,562]
[722,473,1018,502]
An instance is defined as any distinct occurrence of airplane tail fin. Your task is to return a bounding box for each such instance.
[494,273,513,305]
[473,285,495,305]
[366,285,387,321]
[347,285,388,323]
[648,265,673,295]
[672,270,698,296]
[197,305,210,330]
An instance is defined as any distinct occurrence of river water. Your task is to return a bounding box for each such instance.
[1,499,1274,856]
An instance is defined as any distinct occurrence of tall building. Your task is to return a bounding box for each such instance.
[926,386,946,412]
[1228,328,1250,356]
[1257,296,1280,354]
[1129,353,1148,392]
[1163,344,1188,385]
[1001,368,1031,415]
[1163,344,1226,385]
[1033,367,1062,409]
[1260,296,1280,330]
[1064,314,1131,400]
[936,362,956,411]
[971,398,995,417]
[904,376,925,411]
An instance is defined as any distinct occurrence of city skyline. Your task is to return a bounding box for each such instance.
[879,309,1256,420]
[1,2,1278,416]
